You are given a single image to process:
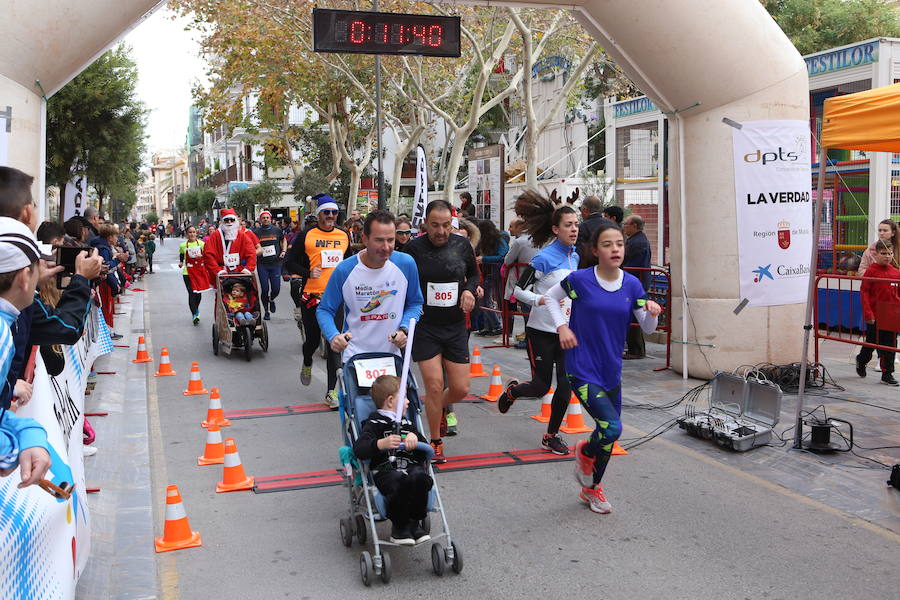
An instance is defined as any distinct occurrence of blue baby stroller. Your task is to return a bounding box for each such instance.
[338,352,462,586]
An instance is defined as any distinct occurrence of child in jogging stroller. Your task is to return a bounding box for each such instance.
[338,352,462,586]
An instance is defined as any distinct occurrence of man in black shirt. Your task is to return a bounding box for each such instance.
[253,210,286,320]
[576,196,615,268]
[404,200,478,463]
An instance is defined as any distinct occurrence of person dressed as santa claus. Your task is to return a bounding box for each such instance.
[203,208,258,281]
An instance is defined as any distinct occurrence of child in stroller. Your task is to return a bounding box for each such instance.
[223,280,259,326]
[353,374,433,546]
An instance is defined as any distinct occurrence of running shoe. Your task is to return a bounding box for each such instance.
[110,332,123,340]
[573,440,596,487]
[300,365,312,386]
[270,301,276,313]
[855,355,866,378]
[412,522,431,544]
[293,306,302,322]
[515,332,526,342]
[497,379,520,414]
[430,440,447,464]
[541,433,570,455]
[324,389,339,410]
[192,313,200,326]
[263,312,271,321]
[389,525,415,546]
[579,485,612,514]
[881,374,899,386]
[440,410,449,438]
[82,445,98,457]
[445,412,458,436]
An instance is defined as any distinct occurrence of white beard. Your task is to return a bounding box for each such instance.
[221,222,239,241]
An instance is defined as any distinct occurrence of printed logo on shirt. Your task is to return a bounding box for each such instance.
[361,313,389,321]
[315,239,343,248]
[360,289,399,313]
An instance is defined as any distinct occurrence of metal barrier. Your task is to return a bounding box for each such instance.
[814,272,900,363]
[476,261,673,371]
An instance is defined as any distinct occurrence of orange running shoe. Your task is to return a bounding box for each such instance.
[573,440,595,487]
[579,485,612,514]
[430,440,447,464]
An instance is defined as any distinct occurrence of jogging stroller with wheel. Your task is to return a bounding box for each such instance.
[211,272,269,361]
[337,352,462,586]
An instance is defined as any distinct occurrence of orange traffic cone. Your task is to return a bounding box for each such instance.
[198,422,225,465]
[611,441,629,455]
[469,346,488,378]
[132,336,152,363]
[530,387,554,422]
[201,387,231,428]
[481,365,504,402]
[154,347,176,377]
[183,362,209,396]
[154,485,202,553]
[216,438,254,493]
[560,393,593,434]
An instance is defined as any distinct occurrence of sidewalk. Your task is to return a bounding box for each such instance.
[76,290,157,599]
[475,333,900,535]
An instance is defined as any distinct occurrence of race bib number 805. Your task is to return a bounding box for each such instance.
[354,357,397,387]
[426,282,458,307]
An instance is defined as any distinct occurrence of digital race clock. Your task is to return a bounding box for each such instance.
[313,8,461,57]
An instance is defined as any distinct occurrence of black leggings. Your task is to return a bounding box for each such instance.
[509,327,570,434]
[858,322,897,374]
[373,464,433,527]
[300,302,343,390]
[290,279,303,307]
[183,275,201,316]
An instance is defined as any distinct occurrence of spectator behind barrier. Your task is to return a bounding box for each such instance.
[0,167,103,411]
[0,217,51,488]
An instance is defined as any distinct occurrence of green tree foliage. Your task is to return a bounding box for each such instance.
[177,187,217,217]
[228,187,255,219]
[145,210,159,225]
[763,0,900,55]
[46,44,147,219]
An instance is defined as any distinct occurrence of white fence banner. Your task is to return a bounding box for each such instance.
[0,306,111,599]
[732,120,813,306]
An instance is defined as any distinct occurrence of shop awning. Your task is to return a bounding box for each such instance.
[821,82,900,152]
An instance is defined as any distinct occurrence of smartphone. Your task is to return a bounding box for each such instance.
[53,245,92,288]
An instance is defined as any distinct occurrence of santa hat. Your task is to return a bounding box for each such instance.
[258,210,272,219]
[220,208,238,219]
[312,193,339,214]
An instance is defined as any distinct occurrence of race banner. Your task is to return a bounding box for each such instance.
[411,144,428,232]
[0,306,112,599]
[732,120,813,306]
[63,176,88,220]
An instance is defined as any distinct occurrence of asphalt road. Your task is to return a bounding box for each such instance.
[146,239,899,600]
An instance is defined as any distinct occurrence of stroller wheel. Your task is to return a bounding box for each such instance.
[450,541,463,574]
[360,551,373,587]
[431,543,445,576]
[380,551,392,584]
[355,514,368,544]
[339,517,353,547]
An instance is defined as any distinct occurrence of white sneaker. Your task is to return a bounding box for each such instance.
[83,445,98,457]
[579,485,612,514]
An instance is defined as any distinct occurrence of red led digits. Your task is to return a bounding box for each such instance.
[349,20,366,44]
[410,25,427,45]
[380,23,389,44]
[428,24,443,47]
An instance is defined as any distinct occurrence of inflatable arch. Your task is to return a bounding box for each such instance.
[0,0,808,378]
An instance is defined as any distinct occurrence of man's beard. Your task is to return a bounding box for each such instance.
[221,222,239,241]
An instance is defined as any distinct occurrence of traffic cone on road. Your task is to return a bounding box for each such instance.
[201,387,231,428]
[216,438,254,493]
[530,387,554,422]
[154,347,176,377]
[469,346,488,378]
[481,365,504,402]
[198,422,225,465]
[183,362,209,396]
[611,441,629,455]
[154,485,202,553]
[132,336,152,363]
[560,393,593,434]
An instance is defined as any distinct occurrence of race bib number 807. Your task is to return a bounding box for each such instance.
[354,357,397,387]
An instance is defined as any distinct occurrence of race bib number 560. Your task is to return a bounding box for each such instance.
[321,249,342,269]
[427,282,458,307]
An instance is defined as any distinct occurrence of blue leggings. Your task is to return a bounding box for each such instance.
[257,264,282,305]
[569,377,622,485]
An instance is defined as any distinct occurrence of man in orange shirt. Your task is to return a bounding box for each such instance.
[283,194,351,406]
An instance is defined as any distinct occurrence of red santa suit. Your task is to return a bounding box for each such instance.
[203,209,258,281]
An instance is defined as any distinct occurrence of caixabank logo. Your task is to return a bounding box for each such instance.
[752,262,809,283]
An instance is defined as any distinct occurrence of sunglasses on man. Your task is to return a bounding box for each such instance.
[222,217,237,223]
[396,229,412,235]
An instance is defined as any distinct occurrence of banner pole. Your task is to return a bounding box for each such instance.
[793,144,827,448]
